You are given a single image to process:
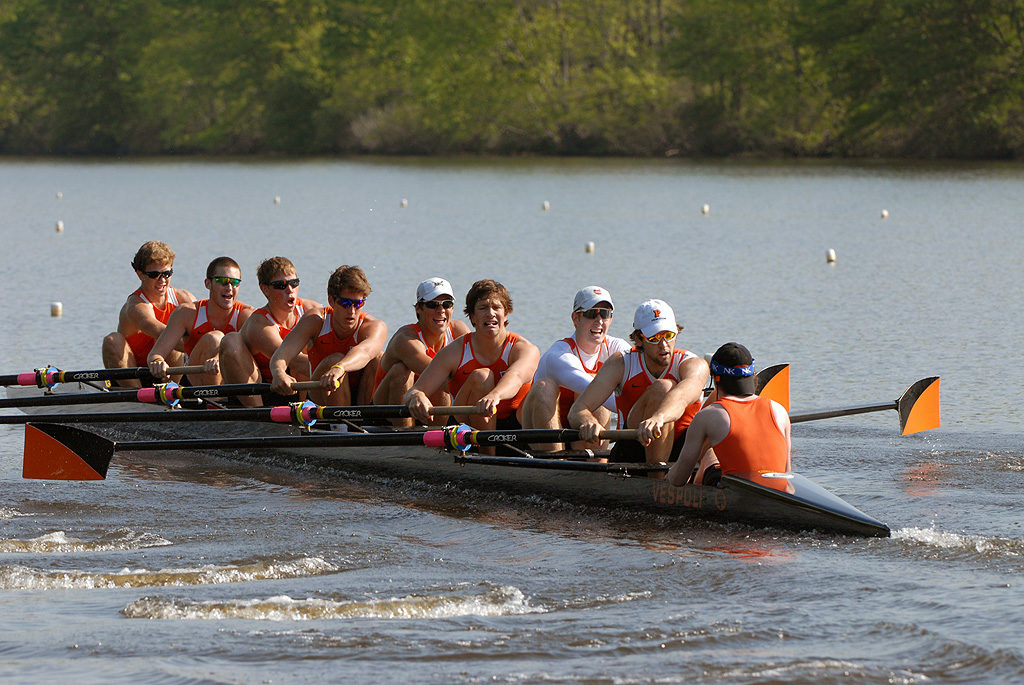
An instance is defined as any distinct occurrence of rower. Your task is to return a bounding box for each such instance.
[218,257,322,407]
[101,241,195,388]
[404,279,539,449]
[570,299,709,465]
[520,286,630,451]
[269,265,386,406]
[147,256,254,386]
[372,277,471,426]
[663,342,791,486]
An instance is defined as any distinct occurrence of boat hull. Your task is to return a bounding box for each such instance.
[7,383,890,537]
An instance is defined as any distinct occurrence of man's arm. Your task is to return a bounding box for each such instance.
[666,405,728,486]
[391,328,435,376]
[568,353,624,441]
[269,312,321,393]
[147,305,193,377]
[405,343,460,423]
[638,356,710,444]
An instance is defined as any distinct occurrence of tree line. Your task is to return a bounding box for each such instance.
[1,0,1023,158]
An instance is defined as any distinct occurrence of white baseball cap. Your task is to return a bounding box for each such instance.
[573,285,614,312]
[632,299,676,338]
[416,277,455,303]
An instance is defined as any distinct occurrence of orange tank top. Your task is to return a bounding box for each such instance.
[615,348,701,437]
[184,299,244,356]
[125,288,180,363]
[308,308,364,371]
[448,332,531,419]
[374,322,455,389]
[252,299,308,380]
[712,396,789,475]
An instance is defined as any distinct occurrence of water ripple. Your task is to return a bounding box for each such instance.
[893,527,1024,559]
[122,585,539,621]
[0,556,337,590]
[0,527,171,553]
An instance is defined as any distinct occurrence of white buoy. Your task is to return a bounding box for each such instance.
[400,198,408,208]
[585,241,595,254]
[826,248,837,263]
[50,302,63,317]
[542,200,550,211]
[881,209,889,219]
[273,196,281,205]
[701,204,710,215]
[56,192,63,200]
[55,220,64,233]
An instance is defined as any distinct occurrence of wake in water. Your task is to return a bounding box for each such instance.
[0,556,337,590]
[893,527,1024,560]
[0,507,32,519]
[121,584,539,620]
[0,527,171,553]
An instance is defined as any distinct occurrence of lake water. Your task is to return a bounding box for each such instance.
[1,158,1023,682]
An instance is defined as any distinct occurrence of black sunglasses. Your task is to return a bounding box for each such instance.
[142,269,173,280]
[267,278,300,290]
[580,307,612,320]
[421,300,454,310]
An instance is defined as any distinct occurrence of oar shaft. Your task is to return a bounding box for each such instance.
[0,366,204,387]
[790,401,896,424]
[106,427,640,453]
[0,383,274,409]
[1,404,485,425]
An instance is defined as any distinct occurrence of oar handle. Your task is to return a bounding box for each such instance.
[428,405,487,415]
[168,365,205,376]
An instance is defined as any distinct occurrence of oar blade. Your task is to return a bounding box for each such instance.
[756,363,790,411]
[23,423,114,480]
[898,376,941,435]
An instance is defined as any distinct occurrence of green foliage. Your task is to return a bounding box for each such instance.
[0,0,1022,156]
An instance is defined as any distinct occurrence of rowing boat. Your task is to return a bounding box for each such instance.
[6,381,895,537]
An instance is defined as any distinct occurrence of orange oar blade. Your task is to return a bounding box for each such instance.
[898,377,941,435]
[23,423,113,480]
[756,363,790,412]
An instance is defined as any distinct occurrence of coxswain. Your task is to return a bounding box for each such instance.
[147,256,254,386]
[521,286,630,451]
[664,342,791,486]
[372,277,471,426]
[102,241,195,388]
[269,265,386,406]
[404,279,539,449]
[219,257,321,407]
[570,299,709,464]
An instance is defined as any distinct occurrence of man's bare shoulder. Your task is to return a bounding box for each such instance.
[174,288,196,303]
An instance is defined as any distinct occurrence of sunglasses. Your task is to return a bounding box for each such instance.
[212,276,241,286]
[421,300,454,310]
[580,308,612,320]
[642,330,677,344]
[143,269,173,280]
[337,297,366,309]
[267,278,300,290]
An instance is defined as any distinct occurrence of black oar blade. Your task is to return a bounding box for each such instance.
[897,376,941,435]
[23,423,114,480]
[756,363,790,411]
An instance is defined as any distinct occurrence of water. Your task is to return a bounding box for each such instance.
[1,158,1023,682]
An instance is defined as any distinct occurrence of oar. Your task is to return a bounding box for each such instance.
[0,403,485,426]
[789,377,940,435]
[22,423,639,481]
[0,365,205,388]
[755,363,790,411]
[0,381,323,409]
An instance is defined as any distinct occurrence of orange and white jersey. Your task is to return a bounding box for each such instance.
[125,287,181,363]
[184,298,245,356]
[448,332,531,419]
[308,308,364,371]
[252,299,309,379]
[615,348,701,436]
[412,323,455,358]
[711,396,789,475]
